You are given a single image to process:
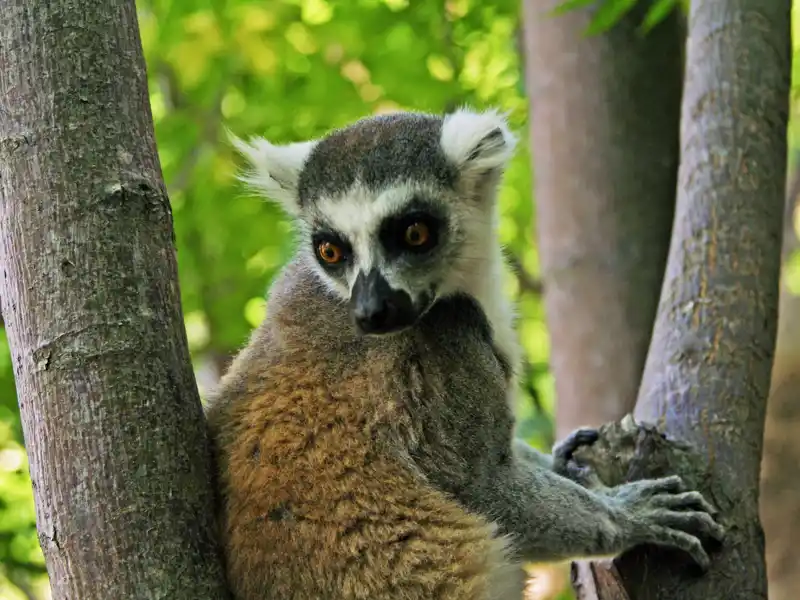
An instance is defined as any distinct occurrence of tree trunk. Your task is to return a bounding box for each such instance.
[596,1,790,598]
[0,1,230,598]
[760,170,800,600]
[522,0,684,439]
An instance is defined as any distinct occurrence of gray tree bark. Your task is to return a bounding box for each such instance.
[0,1,231,598]
[522,0,684,440]
[760,171,800,600]
[598,1,790,598]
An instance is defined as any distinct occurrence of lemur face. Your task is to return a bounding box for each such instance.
[303,182,455,335]
[232,109,516,336]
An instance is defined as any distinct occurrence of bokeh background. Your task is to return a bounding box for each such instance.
[1,1,799,598]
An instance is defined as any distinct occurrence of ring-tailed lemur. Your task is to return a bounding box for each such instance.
[206,109,724,600]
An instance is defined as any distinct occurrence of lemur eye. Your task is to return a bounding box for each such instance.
[404,223,430,247]
[318,241,343,264]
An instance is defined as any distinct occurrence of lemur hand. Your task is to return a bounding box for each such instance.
[607,475,725,570]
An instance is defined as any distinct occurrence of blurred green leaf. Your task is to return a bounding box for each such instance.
[786,249,800,296]
[584,0,637,35]
[551,0,651,37]
[638,0,679,34]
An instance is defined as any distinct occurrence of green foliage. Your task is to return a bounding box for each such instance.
[0,331,47,598]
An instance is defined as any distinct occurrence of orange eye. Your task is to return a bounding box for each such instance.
[404,222,430,247]
[318,241,343,264]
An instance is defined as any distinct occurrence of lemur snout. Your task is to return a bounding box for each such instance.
[350,268,416,334]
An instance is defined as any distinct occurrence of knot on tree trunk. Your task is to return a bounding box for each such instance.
[571,414,711,492]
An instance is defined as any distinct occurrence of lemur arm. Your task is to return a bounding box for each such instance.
[513,427,605,487]
[466,453,724,569]
[512,438,552,469]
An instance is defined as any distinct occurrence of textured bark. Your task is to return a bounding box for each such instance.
[609,2,790,598]
[522,0,684,439]
[0,1,230,598]
[760,174,800,600]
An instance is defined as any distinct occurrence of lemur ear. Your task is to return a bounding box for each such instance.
[228,131,318,216]
[439,108,517,175]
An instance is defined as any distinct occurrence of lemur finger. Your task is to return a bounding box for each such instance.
[640,475,685,496]
[568,427,600,448]
[564,464,603,488]
[553,428,599,459]
[650,526,711,571]
[650,509,726,543]
[649,491,718,516]
[551,458,581,479]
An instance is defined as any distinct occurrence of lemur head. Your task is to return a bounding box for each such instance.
[233,109,516,336]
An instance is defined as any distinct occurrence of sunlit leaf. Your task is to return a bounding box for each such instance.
[301,0,334,25]
[426,54,455,81]
[285,22,318,55]
[244,297,268,327]
[383,0,409,11]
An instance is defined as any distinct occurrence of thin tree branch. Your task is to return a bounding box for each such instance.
[156,63,187,112]
[157,65,227,199]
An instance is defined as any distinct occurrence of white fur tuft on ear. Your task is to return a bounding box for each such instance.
[440,108,517,173]
[228,130,318,216]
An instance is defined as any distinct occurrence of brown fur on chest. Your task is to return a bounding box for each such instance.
[207,354,513,600]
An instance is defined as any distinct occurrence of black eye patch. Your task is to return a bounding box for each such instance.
[378,209,445,257]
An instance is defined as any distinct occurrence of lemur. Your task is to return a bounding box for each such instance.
[205,109,724,600]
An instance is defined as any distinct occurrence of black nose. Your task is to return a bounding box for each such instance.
[350,270,415,335]
[353,296,395,333]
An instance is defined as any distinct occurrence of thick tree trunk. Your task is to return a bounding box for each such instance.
[0,1,230,598]
[760,173,800,600]
[522,0,683,439]
[595,2,790,598]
